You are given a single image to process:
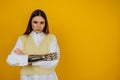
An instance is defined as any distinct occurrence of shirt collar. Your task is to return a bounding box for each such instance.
[30,31,44,37]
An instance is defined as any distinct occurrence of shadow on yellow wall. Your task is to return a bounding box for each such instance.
[0,0,120,80]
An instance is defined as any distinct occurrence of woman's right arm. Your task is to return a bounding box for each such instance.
[6,37,28,66]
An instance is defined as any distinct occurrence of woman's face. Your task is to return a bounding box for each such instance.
[31,16,45,33]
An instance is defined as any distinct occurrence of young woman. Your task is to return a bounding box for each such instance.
[7,9,60,80]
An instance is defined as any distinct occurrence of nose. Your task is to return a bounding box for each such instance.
[37,23,41,27]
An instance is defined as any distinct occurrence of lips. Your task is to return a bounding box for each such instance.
[36,29,41,31]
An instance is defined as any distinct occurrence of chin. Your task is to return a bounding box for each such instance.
[36,31,42,33]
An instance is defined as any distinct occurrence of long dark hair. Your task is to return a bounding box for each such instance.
[24,9,49,35]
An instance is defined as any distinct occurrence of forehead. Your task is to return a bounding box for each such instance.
[32,16,45,21]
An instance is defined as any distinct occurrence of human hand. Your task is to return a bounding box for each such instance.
[14,48,24,55]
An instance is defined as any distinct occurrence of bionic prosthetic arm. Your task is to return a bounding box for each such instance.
[28,52,58,63]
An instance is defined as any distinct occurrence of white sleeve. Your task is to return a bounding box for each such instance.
[32,36,60,69]
[6,37,28,66]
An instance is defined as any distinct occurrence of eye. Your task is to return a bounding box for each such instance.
[33,21,38,24]
[40,21,45,24]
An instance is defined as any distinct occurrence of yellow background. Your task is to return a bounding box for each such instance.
[0,0,120,80]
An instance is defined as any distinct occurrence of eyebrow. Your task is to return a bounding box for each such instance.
[33,20,45,22]
[33,21,38,22]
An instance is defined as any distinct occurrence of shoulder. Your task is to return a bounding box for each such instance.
[46,34,58,43]
[46,33,57,39]
[18,35,28,41]
[46,33,55,37]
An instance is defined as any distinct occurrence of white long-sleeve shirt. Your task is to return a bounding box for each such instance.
[7,31,60,69]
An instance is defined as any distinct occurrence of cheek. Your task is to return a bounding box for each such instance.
[42,25,45,29]
[41,24,45,29]
[32,25,37,31]
[32,23,37,27]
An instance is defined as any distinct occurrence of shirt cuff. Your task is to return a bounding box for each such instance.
[18,55,28,66]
